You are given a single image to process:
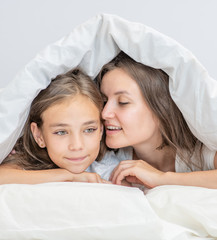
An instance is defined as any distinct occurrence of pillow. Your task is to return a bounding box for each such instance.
[0,13,217,162]
[146,185,217,238]
[1,182,215,239]
[0,182,162,240]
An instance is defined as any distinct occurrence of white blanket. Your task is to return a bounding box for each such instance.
[0,13,217,162]
[0,183,217,240]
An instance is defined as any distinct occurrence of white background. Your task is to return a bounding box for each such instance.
[0,0,216,88]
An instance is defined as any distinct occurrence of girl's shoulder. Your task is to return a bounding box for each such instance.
[97,146,133,166]
[87,147,134,181]
[115,147,133,161]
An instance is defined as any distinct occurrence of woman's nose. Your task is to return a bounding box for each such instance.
[68,135,83,151]
[102,102,115,120]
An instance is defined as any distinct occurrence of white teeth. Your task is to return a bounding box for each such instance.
[107,126,121,130]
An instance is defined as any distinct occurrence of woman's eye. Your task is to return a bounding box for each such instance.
[118,97,130,105]
[54,130,67,135]
[84,128,97,133]
[119,102,129,105]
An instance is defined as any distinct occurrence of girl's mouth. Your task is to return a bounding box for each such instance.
[65,156,87,162]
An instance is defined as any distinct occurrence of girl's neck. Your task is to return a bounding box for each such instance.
[133,144,176,172]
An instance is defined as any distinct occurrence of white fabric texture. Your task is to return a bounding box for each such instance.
[146,185,217,238]
[0,182,162,240]
[0,13,217,162]
[0,182,217,240]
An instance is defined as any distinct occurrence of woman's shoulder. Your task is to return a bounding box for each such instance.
[175,143,216,172]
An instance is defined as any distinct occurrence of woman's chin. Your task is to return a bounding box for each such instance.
[106,139,125,149]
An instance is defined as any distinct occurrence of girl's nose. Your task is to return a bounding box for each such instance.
[102,102,115,120]
[68,135,83,151]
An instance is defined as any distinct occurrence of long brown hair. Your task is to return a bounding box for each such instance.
[97,51,203,170]
[3,69,106,170]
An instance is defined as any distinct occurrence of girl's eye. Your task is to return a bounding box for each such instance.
[54,130,67,136]
[84,128,97,133]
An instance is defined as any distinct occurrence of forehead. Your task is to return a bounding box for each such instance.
[41,95,100,124]
[101,68,142,96]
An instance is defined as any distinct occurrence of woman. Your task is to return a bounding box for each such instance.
[96,51,217,189]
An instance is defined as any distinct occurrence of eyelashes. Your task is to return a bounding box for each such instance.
[53,127,98,135]
[84,127,98,133]
[119,102,129,105]
[54,130,67,135]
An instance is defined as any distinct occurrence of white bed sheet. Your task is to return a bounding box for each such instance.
[0,183,217,240]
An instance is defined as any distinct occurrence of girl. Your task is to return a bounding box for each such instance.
[97,51,217,189]
[0,69,108,184]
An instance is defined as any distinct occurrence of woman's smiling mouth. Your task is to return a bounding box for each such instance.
[107,126,122,130]
[105,125,122,135]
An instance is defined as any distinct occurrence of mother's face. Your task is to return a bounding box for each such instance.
[100,68,161,150]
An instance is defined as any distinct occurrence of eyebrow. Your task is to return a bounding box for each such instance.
[102,91,130,97]
[83,120,99,126]
[114,91,130,95]
[49,120,99,128]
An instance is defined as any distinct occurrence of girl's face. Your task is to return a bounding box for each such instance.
[101,68,161,150]
[31,95,102,173]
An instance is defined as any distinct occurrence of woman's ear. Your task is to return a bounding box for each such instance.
[30,122,46,148]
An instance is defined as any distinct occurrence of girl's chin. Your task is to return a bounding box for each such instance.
[65,167,86,174]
